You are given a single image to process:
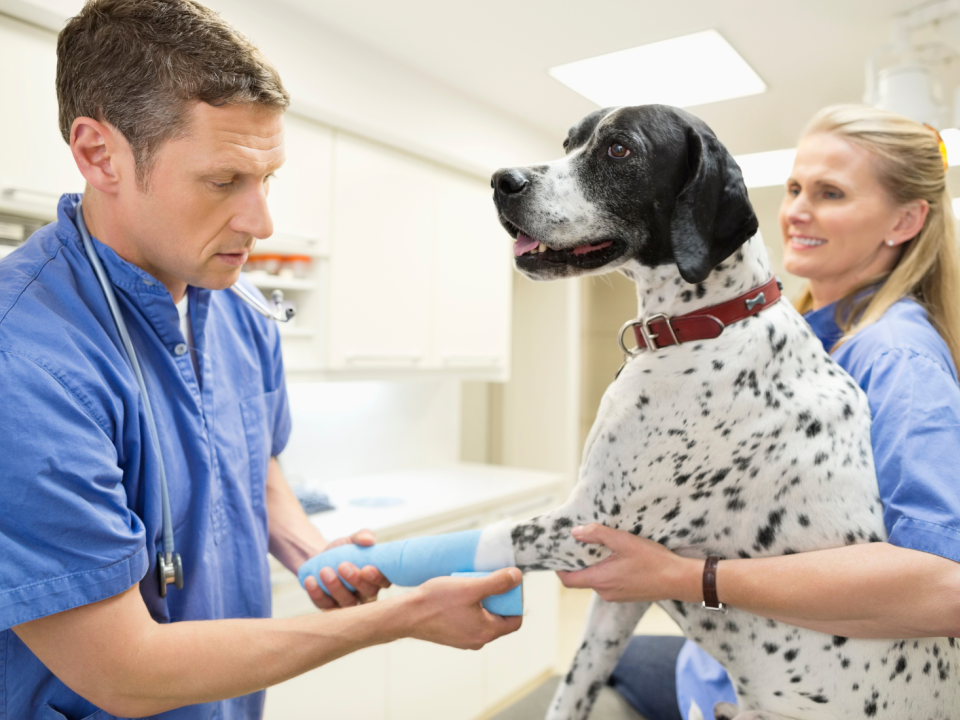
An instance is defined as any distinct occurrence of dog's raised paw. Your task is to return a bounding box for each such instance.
[714,702,739,720]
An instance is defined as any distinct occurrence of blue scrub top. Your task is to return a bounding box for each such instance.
[675,296,960,720]
[0,194,292,720]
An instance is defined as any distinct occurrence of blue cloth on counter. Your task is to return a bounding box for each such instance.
[299,529,482,591]
[0,194,291,720]
[670,297,960,720]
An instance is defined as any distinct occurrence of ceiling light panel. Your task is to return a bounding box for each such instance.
[549,30,766,109]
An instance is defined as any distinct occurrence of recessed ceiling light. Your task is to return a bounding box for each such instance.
[733,148,796,189]
[549,30,766,108]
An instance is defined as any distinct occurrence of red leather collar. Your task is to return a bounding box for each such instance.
[618,276,782,354]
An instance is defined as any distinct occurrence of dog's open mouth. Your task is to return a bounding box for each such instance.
[503,220,622,271]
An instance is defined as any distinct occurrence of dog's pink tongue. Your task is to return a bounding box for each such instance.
[572,240,613,256]
[514,233,540,257]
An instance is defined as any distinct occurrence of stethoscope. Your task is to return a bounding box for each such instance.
[76,199,295,597]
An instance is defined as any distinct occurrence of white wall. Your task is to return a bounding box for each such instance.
[279,380,461,485]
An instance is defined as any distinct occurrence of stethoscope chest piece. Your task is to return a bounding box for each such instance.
[158,551,184,598]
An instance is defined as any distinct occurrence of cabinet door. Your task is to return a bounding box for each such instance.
[431,169,512,376]
[328,134,435,369]
[263,645,387,720]
[483,571,560,707]
[0,17,84,212]
[268,114,333,252]
[386,635,484,720]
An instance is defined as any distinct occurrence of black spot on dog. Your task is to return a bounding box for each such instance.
[833,636,848,647]
[784,648,799,662]
[763,642,780,654]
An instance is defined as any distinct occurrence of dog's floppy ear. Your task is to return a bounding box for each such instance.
[669,123,758,284]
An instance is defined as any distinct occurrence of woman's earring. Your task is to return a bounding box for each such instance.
[885,239,896,246]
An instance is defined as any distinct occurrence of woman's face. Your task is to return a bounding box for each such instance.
[779,132,924,308]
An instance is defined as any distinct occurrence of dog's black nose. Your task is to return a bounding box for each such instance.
[492,168,529,196]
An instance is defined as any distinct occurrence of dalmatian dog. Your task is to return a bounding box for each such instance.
[475,105,960,720]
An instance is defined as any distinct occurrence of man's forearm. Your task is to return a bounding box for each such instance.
[22,585,410,718]
[265,456,328,572]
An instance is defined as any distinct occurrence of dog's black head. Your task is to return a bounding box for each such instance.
[491,105,758,284]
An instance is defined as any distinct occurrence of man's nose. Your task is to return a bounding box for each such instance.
[235,184,274,240]
[491,168,530,198]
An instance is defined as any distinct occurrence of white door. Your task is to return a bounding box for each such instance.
[0,16,84,214]
[327,133,435,369]
[431,168,512,377]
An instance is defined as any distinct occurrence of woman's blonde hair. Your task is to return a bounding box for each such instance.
[793,104,960,370]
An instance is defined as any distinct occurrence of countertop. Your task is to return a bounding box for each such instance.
[302,462,565,541]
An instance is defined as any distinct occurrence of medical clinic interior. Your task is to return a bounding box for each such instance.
[2,1,960,719]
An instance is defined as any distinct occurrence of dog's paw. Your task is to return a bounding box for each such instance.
[714,701,739,720]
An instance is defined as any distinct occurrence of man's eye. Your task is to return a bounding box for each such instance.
[608,143,630,159]
[213,181,234,189]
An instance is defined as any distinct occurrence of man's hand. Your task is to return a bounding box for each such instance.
[556,524,701,603]
[302,529,392,610]
[404,568,524,650]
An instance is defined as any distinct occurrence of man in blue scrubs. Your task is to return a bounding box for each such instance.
[0,2,521,718]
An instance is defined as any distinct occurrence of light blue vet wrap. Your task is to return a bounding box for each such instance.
[298,529,482,592]
[296,530,524,616]
[451,572,523,616]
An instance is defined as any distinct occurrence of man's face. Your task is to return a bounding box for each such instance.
[115,101,285,294]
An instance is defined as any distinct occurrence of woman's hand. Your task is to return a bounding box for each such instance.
[302,529,392,610]
[556,524,701,603]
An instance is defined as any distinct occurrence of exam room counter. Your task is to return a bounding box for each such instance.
[265,463,565,720]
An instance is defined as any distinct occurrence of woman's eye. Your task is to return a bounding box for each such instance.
[608,143,630,159]
[824,189,843,200]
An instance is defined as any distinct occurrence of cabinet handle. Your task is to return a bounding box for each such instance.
[1,186,61,207]
[442,355,501,367]
[345,354,423,365]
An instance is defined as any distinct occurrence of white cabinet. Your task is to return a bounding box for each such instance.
[0,16,84,217]
[432,169,512,375]
[327,134,435,370]
[269,115,334,253]
[326,133,511,377]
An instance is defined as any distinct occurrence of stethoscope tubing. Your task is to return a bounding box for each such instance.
[75,201,177,563]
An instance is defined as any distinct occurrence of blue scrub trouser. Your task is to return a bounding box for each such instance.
[609,635,685,720]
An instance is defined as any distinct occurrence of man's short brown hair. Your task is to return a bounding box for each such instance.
[57,0,290,187]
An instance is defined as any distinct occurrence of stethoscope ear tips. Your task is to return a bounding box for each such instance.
[157,551,185,598]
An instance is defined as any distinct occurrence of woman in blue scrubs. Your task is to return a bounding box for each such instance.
[558,104,960,720]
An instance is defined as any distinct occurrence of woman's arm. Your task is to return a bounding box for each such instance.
[13,569,522,718]
[265,457,390,608]
[557,523,960,638]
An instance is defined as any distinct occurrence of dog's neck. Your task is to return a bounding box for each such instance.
[619,234,772,320]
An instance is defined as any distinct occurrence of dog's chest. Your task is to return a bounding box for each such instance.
[579,302,883,559]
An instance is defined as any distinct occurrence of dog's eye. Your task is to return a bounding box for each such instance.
[563,138,570,150]
[608,143,630,159]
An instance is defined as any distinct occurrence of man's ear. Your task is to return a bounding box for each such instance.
[70,117,133,194]
[669,123,758,284]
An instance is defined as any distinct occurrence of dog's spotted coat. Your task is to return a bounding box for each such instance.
[479,105,960,720]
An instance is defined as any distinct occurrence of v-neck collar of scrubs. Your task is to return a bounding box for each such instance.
[56,195,213,359]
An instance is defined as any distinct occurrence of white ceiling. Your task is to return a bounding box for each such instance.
[278,0,918,155]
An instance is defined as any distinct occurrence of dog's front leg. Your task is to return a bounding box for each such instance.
[546,595,649,720]
[475,493,619,573]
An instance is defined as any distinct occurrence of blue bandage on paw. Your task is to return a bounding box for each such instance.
[451,571,523,616]
[298,529,483,593]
